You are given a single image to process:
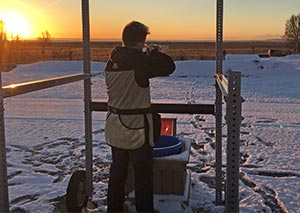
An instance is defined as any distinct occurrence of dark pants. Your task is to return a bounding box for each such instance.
[107,142,154,212]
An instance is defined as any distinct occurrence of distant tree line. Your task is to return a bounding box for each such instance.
[0,20,8,64]
[0,20,22,44]
[284,13,300,53]
[0,20,6,41]
[0,19,52,63]
[39,30,51,59]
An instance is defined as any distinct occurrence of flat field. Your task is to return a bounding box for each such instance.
[1,40,290,64]
[3,56,300,212]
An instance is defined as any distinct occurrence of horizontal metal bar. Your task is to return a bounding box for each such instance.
[215,73,228,96]
[90,71,103,77]
[152,103,215,114]
[91,102,215,115]
[1,73,91,98]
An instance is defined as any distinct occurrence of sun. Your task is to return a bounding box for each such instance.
[0,12,32,39]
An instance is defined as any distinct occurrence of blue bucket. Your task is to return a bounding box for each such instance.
[153,135,183,157]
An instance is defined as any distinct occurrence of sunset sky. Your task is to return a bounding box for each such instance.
[0,0,300,41]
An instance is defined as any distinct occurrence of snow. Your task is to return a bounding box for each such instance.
[1,54,300,212]
[225,54,261,61]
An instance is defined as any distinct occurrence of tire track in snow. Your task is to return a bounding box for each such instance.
[240,172,288,213]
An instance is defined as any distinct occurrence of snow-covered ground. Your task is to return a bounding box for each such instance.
[2,54,300,212]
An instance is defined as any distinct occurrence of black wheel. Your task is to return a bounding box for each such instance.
[66,170,88,212]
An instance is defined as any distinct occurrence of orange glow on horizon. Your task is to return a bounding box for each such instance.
[0,0,293,41]
[0,12,32,39]
[0,1,48,40]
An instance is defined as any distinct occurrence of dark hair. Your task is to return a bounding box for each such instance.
[122,21,150,47]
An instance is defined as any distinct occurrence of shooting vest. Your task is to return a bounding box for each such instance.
[104,69,154,149]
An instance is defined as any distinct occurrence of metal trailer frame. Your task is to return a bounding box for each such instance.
[215,0,224,205]
[216,71,242,212]
[224,71,242,212]
[0,72,9,212]
[81,0,93,198]
[0,0,242,212]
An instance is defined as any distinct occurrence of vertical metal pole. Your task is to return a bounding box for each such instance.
[215,0,224,205]
[225,71,241,212]
[81,0,93,197]
[0,72,9,212]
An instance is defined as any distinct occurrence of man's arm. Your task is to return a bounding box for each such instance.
[132,50,175,87]
[143,49,176,78]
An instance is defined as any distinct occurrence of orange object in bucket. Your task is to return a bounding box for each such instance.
[160,118,177,136]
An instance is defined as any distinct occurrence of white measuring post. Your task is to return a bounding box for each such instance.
[81,0,93,198]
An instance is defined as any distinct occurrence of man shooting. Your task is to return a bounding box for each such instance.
[104,20,175,212]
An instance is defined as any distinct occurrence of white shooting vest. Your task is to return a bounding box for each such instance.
[104,69,154,149]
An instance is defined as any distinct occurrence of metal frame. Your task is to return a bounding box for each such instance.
[1,73,91,98]
[225,71,241,212]
[81,0,93,198]
[0,0,243,212]
[215,0,224,205]
[215,2,243,211]
[216,71,242,212]
[0,72,9,212]
[91,102,215,114]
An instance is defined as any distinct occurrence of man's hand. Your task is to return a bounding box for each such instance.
[143,43,169,55]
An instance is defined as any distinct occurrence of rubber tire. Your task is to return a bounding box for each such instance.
[66,170,88,212]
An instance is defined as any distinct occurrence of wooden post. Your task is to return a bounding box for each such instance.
[69,51,73,61]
